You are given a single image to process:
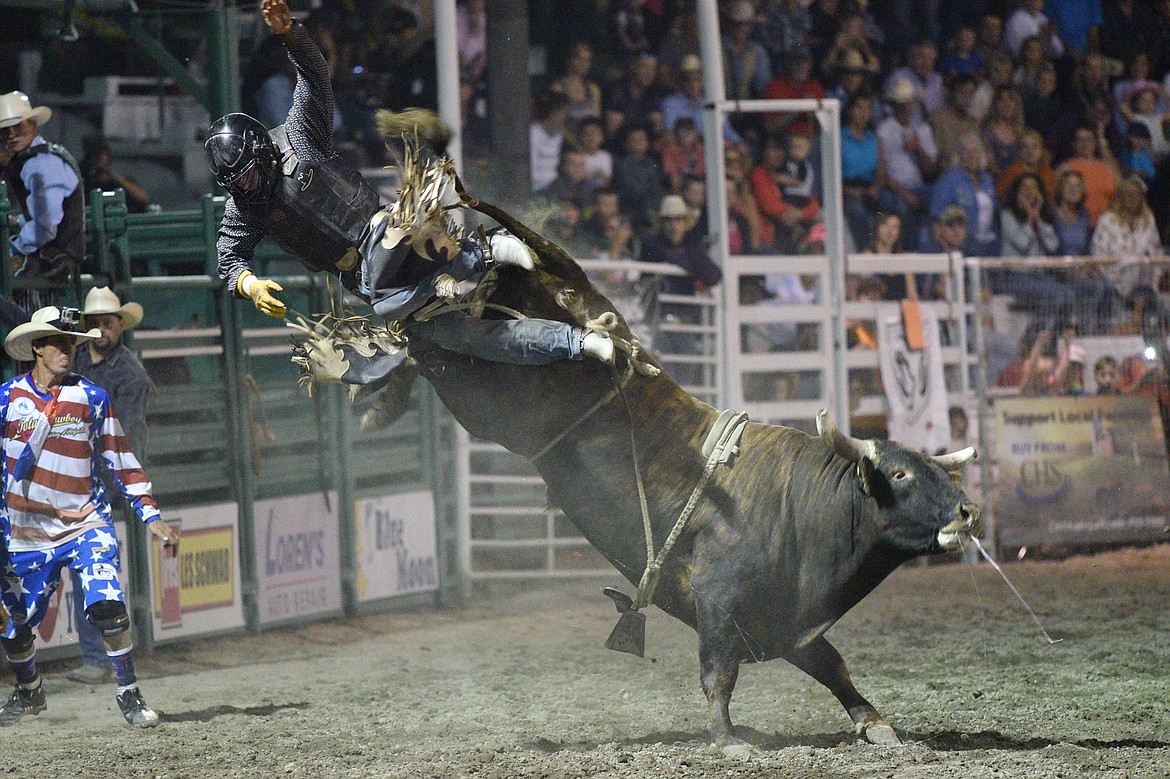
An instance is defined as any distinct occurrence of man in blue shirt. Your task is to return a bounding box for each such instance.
[0,91,84,284]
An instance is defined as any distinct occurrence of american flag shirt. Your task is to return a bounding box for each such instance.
[0,373,160,552]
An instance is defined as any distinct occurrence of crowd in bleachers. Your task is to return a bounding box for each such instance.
[418,0,1169,339]
[33,0,1170,340]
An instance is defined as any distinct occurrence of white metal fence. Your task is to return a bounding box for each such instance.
[458,252,976,582]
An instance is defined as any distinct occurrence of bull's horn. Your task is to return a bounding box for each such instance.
[816,409,877,462]
[933,447,977,471]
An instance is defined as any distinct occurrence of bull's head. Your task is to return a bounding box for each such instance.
[816,410,982,553]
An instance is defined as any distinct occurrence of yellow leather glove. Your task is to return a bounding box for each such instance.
[237,271,287,318]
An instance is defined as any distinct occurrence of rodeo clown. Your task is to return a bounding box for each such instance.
[0,306,179,728]
[205,0,614,380]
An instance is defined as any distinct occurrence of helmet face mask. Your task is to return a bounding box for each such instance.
[204,113,279,205]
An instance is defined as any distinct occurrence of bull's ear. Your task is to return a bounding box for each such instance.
[857,456,877,496]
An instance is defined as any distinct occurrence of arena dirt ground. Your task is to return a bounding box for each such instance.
[5,543,1170,778]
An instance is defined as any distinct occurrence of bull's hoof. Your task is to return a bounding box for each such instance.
[860,722,901,746]
[717,741,758,760]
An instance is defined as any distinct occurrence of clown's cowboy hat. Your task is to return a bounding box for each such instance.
[81,286,144,330]
[0,91,52,129]
[4,306,100,361]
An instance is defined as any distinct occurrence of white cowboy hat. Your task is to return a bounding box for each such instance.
[4,306,100,361]
[658,194,691,219]
[888,78,919,104]
[81,286,144,330]
[0,91,52,130]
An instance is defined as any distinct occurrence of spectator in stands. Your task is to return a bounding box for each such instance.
[918,205,967,298]
[544,197,593,256]
[66,286,152,686]
[1057,124,1121,226]
[878,77,937,250]
[602,52,664,143]
[592,212,645,325]
[760,0,813,74]
[1044,0,1103,60]
[941,26,985,78]
[822,19,881,85]
[1111,50,1162,125]
[1000,172,1060,257]
[80,137,149,214]
[1052,170,1094,255]
[930,73,979,174]
[577,117,613,189]
[0,91,83,288]
[969,50,1015,124]
[1012,36,1050,95]
[661,54,706,134]
[997,128,1056,202]
[862,212,915,299]
[885,40,945,121]
[1092,174,1163,312]
[541,149,598,204]
[679,175,708,244]
[751,135,821,252]
[1022,62,1062,142]
[640,194,722,296]
[531,90,570,194]
[612,123,664,233]
[762,47,825,138]
[840,94,890,252]
[1119,84,1170,161]
[826,48,880,125]
[1119,122,1157,182]
[660,116,705,192]
[1067,53,1114,121]
[975,13,1008,65]
[981,86,1026,177]
[1004,0,1064,60]
[580,187,622,250]
[724,146,765,254]
[550,41,603,140]
[722,1,772,101]
[930,132,999,256]
[1093,355,1121,394]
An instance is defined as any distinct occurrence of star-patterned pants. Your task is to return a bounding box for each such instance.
[0,525,124,639]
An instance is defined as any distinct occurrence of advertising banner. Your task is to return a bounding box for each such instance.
[146,502,245,641]
[994,395,1170,547]
[254,492,341,625]
[34,522,129,650]
[878,304,949,453]
[354,491,439,602]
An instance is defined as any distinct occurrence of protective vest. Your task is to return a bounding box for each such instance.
[4,142,85,263]
[262,125,381,272]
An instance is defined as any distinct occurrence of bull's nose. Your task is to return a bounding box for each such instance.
[959,502,981,532]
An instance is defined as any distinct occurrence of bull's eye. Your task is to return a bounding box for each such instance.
[891,470,909,481]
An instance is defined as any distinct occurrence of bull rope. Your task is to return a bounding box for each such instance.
[617,393,750,613]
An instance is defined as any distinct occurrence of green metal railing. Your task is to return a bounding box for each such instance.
[2,185,459,656]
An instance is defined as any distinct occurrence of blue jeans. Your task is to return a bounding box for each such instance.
[424,314,581,365]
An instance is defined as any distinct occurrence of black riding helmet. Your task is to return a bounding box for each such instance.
[204,113,279,204]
